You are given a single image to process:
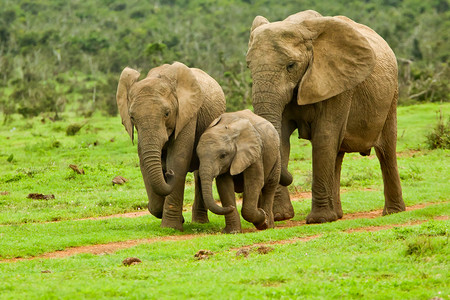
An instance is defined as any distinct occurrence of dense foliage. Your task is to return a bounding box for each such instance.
[0,0,448,118]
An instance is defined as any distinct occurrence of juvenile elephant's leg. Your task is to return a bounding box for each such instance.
[241,163,268,230]
[192,170,209,223]
[273,116,296,221]
[260,183,277,229]
[374,96,405,215]
[333,151,345,219]
[217,174,241,233]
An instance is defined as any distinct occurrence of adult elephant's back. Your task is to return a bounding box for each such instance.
[191,68,226,167]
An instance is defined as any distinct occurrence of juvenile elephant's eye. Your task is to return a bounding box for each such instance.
[164,111,170,118]
[219,153,227,159]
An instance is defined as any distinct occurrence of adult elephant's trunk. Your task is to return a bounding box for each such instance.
[139,143,175,196]
[253,88,293,186]
[199,167,234,215]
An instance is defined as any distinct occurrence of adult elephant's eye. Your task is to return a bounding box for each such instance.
[287,62,296,72]
[164,111,170,118]
[219,153,227,159]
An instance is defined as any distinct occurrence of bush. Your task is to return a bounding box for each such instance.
[425,109,450,149]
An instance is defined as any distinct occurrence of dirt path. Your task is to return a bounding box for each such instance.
[3,202,447,263]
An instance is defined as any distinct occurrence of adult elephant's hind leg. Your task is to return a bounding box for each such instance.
[273,185,295,221]
[374,95,405,215]
[333,152,345,219]
[192,170,210,223]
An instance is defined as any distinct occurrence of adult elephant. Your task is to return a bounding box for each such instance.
[246,10,405,224]
[116,62,226,231]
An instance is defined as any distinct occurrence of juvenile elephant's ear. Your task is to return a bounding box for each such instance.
[117,67,140,142]
[297,17,376,105]
[162,62,203,139]
[209,115,222,128]
[230,119,262,176]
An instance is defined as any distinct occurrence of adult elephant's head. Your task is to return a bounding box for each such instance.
[116,62,203,196]
[247,10,375,139]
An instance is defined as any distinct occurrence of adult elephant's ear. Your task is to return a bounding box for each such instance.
[297,17,375,105]
[164,62,203,139]
[230,119,262,176]
[248,16,269,47]
[117,67,140,143]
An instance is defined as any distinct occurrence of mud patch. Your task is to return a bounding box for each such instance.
[122,257,142,266]
[27,193,55,200]
[194,249,214,260]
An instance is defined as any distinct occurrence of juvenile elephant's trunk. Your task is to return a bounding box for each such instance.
[199,167,234,215]
[139,143,175,197]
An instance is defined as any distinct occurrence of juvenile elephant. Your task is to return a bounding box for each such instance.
[196,109,281,233]
[116,62,226,231]
[246,10,406,223]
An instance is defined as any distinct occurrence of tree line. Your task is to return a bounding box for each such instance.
[0,0,448,120]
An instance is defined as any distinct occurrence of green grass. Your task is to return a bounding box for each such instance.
[0,103,449,298]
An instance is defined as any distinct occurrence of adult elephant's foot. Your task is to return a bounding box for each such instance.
[191,209,209,224]
[222,226,242,234]
[273,185,295,221]
[382,200,406,216]
[306,207,338,224]
[222,209,242,234]
[334,204,343,219]
[161,216,184,231]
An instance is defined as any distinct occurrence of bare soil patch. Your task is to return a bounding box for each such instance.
[3,203,446,263]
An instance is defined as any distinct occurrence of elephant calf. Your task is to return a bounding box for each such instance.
[197,109,281,233]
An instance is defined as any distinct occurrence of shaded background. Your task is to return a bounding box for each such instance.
[0,0,448,120]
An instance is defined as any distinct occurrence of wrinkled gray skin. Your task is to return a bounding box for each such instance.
[197,110,281,233]
[117,62,226,231]
[247,10,405,224]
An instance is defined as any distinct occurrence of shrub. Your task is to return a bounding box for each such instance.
[425,109,450,149]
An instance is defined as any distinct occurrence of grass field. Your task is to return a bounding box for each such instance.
[0,103,449,299]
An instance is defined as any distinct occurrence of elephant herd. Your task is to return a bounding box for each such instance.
[116,10,405,232]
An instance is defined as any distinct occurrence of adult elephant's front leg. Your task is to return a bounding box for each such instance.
[273,115,296,221]
[306,99,350,224]
[306,143,339,224]
[162,120,197,231]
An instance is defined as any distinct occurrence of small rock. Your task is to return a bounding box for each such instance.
[194,249,213,260]
[122,257,142,266]
[112,176,129,186]
[41,270,52,273]
[0,191,9,195]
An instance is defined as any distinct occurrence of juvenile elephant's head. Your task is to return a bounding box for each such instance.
[116,62,203,196]
[246,10,376,135]
[197,113,262,215]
